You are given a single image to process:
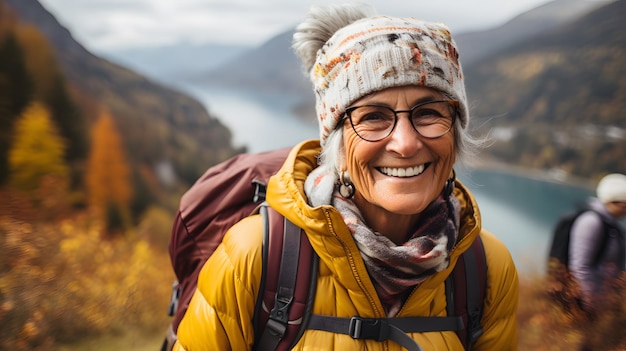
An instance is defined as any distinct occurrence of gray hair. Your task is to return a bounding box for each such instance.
[317,128,345,176]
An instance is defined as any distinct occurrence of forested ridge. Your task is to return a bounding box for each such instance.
[464,0,626,181]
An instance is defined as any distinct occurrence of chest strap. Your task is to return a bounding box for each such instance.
[307,314,464,351]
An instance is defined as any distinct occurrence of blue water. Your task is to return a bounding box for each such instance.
[183,85,595,274]
[458,169,593,274]
[185,86,318,153]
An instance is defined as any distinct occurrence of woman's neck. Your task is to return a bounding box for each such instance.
[355,196,419,245]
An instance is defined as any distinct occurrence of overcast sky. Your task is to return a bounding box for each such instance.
[38,0,557,52]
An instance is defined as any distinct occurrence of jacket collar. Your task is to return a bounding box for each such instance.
[266,139,484,290]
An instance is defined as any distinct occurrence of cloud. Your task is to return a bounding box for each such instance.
[39,0,556,51]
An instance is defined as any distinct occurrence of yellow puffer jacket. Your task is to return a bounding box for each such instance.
[174,140,519,351]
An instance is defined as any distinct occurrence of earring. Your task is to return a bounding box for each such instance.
[444,171,456,198]
[339,171,355,199]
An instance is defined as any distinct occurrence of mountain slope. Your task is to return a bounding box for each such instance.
[465,0,625,178]
[465,0,625,126]
[456,0,611,66]
[3,0,242,185]
[190,29,311,96]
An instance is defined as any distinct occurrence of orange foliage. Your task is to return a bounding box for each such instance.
[0,212,174,349]
[518,273,626,350]
[85,109,133,227]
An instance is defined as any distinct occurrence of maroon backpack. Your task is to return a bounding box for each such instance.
[162,147,487,351]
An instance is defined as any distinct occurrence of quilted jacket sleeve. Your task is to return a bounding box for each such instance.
[174,215,264,351]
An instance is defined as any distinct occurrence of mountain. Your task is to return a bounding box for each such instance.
[187,29,311,96]
[3,0,243,186]
[100,42,250,88]
[185,0,616,141]
[465,0,625,179]
[186,0,624,180]
[191,0,609,100]
[74,0,609,120]
[455,0,611,66]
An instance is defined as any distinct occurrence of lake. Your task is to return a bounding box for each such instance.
[183,85,595,275]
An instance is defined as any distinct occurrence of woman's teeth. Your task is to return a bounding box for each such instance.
[379,164,425,177]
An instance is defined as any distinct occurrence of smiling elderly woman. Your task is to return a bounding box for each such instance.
[174,3,519,351]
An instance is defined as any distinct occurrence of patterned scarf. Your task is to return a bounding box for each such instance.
[305,166,460,316]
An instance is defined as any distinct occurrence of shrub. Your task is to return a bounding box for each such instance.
[0,213,173,349]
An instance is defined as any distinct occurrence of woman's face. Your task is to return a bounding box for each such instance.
[342,86,457,216]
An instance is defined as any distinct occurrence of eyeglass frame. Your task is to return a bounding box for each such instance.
[339,99,459,142]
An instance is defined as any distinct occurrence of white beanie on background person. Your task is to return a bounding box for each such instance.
[596,173,626,204]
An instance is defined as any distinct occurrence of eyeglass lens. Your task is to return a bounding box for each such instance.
[347,100,456,142]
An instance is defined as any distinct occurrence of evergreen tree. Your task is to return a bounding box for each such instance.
[15,24,88,184]
[45,75,88,183]
[0,31,34,184]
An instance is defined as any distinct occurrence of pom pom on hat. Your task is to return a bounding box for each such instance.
[596,173,626,203]
[310,15,468,146]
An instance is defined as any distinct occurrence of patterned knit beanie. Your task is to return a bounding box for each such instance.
[309,15,468,146]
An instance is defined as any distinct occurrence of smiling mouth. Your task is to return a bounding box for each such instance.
[378,163,428,178]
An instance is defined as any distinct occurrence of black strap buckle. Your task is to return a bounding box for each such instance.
[252,180,267,203]
[167,281,180,317]
[265,295,293,339]
[467,308,484,342]
[265,317,288,338]
[348,317,390,342]
[269,294,293,320]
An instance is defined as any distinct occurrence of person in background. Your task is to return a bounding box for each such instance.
[174,3,518,350]
[569,173,626,315]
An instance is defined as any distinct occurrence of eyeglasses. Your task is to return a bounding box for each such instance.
[341,100,458,142]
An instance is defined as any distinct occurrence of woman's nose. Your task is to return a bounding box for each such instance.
[386,114,423,155]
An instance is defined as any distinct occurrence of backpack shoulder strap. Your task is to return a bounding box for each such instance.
[305,237,487,351]
[587,209,613,265]
[306,314,462,351]
[253,209,487,351]
[254,204,319,351]
[565,208,611,265]
[446,235,487,350]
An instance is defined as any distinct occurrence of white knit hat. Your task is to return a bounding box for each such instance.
[311,15,468,146]
[596,173,626,203]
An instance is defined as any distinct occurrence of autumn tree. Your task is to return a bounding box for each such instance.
[0,30,33,184]
[38,73,89,192]
[8,101,68,190]
[85,110,133,234]
[15,24,87,182]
